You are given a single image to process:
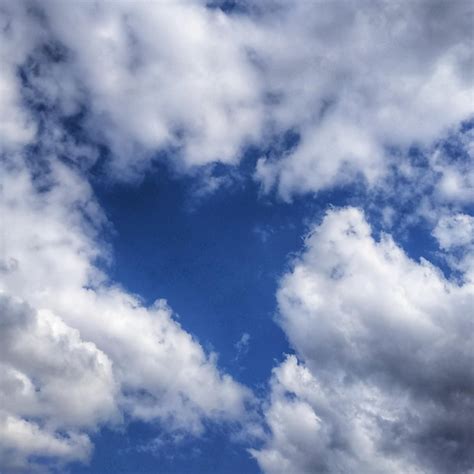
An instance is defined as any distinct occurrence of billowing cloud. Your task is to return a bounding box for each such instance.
[26,0,263,177]
[369,123,474,234]
[0,1,40,150]
[0,155,251,472]
[252,208,474,474]
[0,295,116,472]
[434,213,474,250]
[253,0,474,198]
[433,212,474,282]
[3,0,472,192]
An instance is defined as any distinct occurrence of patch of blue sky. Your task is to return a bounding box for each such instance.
[70,130,469,472]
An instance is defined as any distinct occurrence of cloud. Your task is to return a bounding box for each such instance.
[234,332,251,361]
[433,212,474,282]
[375,124,474,226]
[252,0,473,198]
[0,154,251,472]
[0,1,40,150]
[0,414,91,474]
[251,207,474,474]
[0,295,115,472]
[3,0,472,195]
[433,213,474,250]
[431,128,474,206]
[34,0,263,178]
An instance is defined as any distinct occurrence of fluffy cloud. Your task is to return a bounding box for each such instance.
[0,155,251,472]
[434,213,474,250]
[252,0,474,198]
[433,212,474,282]
[3,0,472,193]
[0,1,41,150]
[252,208,474,474]
[0,295,115,472]
[29,0,263,177]
[431,128,474,206]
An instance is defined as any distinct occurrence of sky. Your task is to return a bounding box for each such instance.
[0,1,473,473]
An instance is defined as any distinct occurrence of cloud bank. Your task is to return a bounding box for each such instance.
[2,0,472,188]
[252,208,474,474]
[253,0,473,198]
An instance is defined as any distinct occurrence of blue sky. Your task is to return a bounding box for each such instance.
[73,127,473,474]
[0,1,473,474]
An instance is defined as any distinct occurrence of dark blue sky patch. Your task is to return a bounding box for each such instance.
[70,421,260,474]
[93,159,309,387]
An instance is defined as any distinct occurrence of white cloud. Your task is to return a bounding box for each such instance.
[0,413,92,473]
[37,0,263,178]
[3,0,471,195]
[0,1,40,150]
[251,355,419,474]
[431,130,474,206]
[433,212,474,282]
[359,124,474,239]
[0,155,252,471]
[433,213,474,250]
[0,295,115,472]
[234,332,251,361]
[252,0,474,198]
[252,208,474,474]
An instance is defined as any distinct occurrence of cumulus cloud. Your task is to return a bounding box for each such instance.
[0,154,251,472]
[33,0,263,177]
[252,0,474,198]
[252,208,474,474]
[431,129,474,206]
[0,295,115,472]
[0,1,41,150]
[433,212,474,282]
[434,213,474,250]
[3,0,472,193]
